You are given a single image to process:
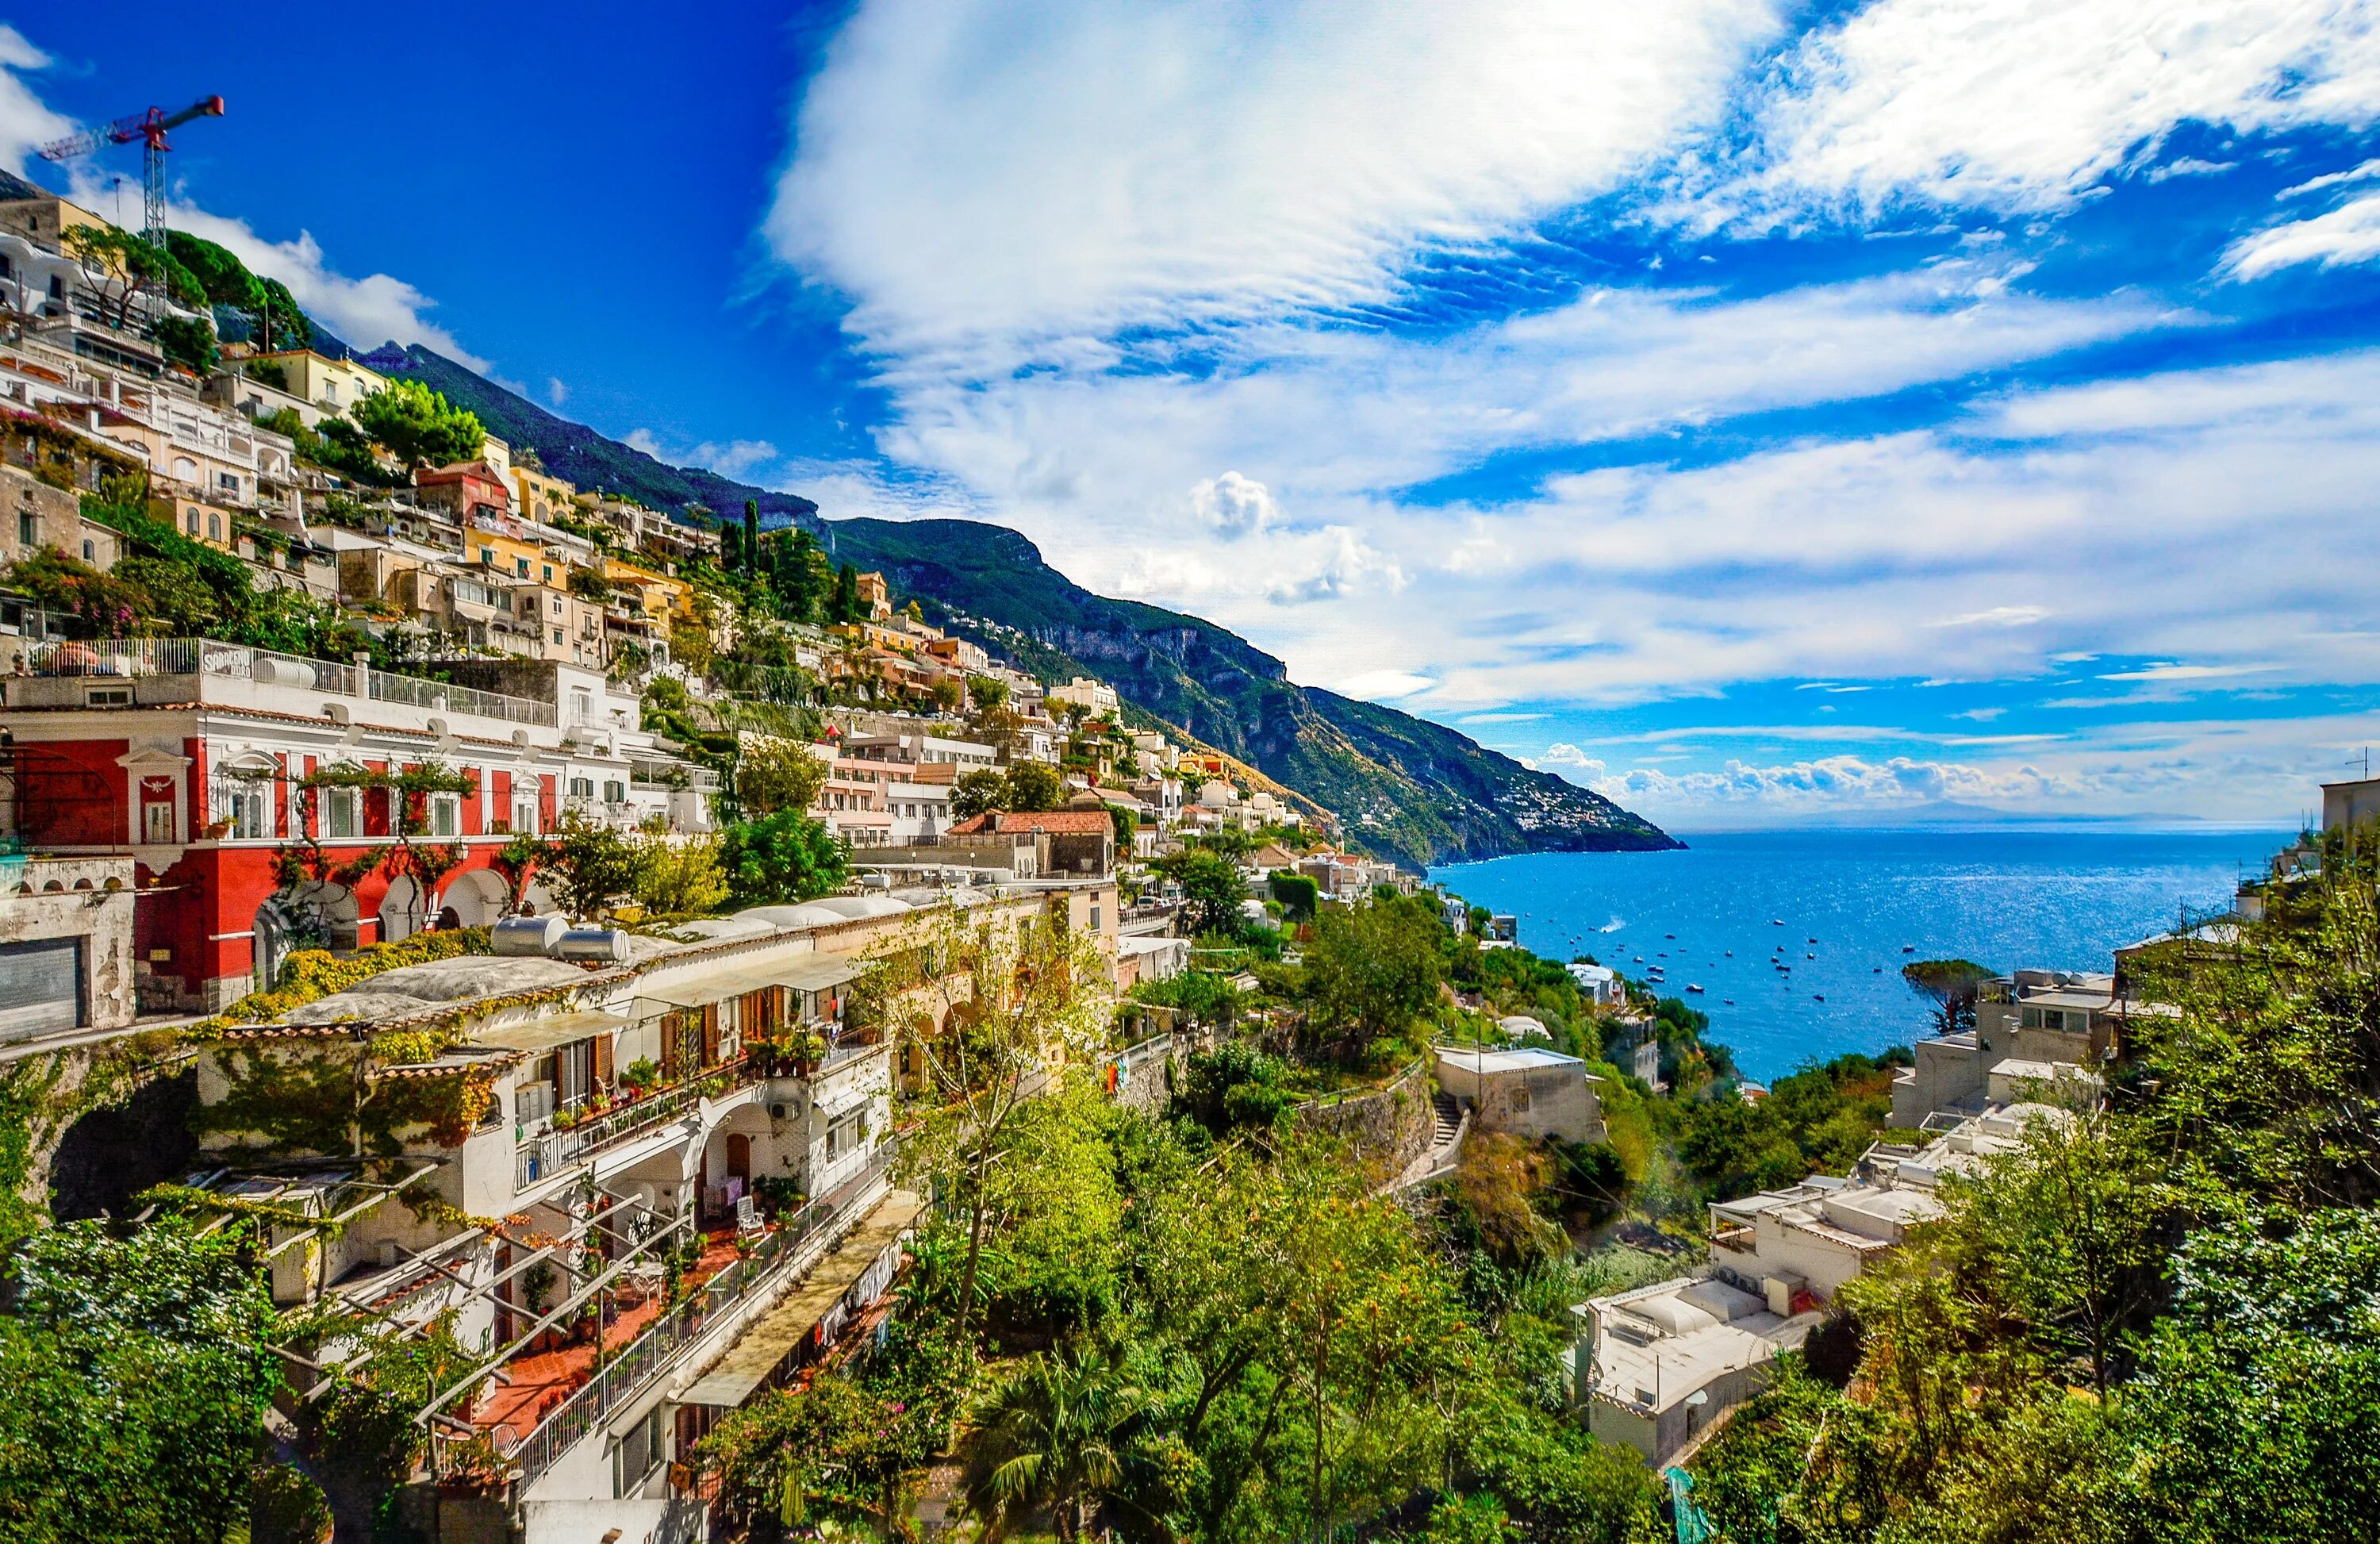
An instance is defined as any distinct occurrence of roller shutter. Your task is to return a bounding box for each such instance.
[0,938,82,1042]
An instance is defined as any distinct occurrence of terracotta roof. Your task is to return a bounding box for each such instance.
[945,810,1114,836]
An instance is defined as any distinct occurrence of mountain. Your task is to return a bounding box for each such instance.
[356,344,819,528]
[364,344,1677,868]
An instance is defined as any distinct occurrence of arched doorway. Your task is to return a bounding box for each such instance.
[378,876,426,944]
[725,1132,751,1186]
[437,867,510,929]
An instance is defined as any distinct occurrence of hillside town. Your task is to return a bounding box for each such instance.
[0,126,2373,1544]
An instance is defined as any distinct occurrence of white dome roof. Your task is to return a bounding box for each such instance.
[735,903,850,930]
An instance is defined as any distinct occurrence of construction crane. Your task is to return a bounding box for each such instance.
[36,94,225,248]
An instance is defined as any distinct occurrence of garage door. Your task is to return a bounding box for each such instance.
[0,938,83,1043]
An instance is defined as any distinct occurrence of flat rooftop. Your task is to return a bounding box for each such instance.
[1437,1045,1584,1075]
[1586,1277,1814,1415]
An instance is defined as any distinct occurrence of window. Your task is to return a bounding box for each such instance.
[214,777,271,841]
[614,1405,665,1496]
[570,776,595,798]
[143,801,176,843]
[480,547,495,565]
[516,557,531,577]
[185,509,200,536]
[512,798,537,835]
[551,628,563,644]
[826,1108,870,1162]
[542,563,554,582]
[429,793,460,837]
[324,786,361,839]
[207,513,223,540]
[324,381,339,404]
[86,686,131,708]
[603,780,625,804]
[216,472,240,495]
[14,510,30,547]
[79,539,93,561]
[550,597,563,616]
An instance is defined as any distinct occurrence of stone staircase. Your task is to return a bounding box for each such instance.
[1430,1092,1461,1148]
[1387,1093,1470,1194]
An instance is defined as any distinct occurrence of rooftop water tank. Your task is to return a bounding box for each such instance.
[554,928,630,964]
[491,915,566,956]
[251,657,318,689]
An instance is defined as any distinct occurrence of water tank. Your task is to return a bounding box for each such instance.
[252,657,318,689]
[491,915,566,956]
[554,928,630,964]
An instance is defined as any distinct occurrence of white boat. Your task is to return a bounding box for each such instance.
[1686,983,1704,993]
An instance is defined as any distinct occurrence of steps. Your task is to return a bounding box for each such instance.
[1430,1092,1461,1147]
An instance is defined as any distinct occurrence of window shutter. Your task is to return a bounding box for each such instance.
[701,1005,720,1066]
[592,1031,614,1091]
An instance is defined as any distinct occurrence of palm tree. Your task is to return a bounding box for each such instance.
[965,1345,1159,1541]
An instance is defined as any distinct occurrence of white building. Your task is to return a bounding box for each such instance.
[1434,1045,1606,1144]
[1048,675,1120,718]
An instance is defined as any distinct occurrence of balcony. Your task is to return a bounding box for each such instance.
[12,636,559,729]
[514,1063,759,1192]
[458,1140,899,1491]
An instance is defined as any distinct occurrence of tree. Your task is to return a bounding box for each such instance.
[827,561,861,624]
[255,277,312,351]
[968,674,1009,712]
[350,378,486,468]
[1304,897,1444,1061]
[1156,849,1246,937]
[566,565,612,602]
[954,767,1010,822]
[0,1219,277,1544]
[488,832,551,913]
[718,809,847,905]
[733,736,828,818]
[666,615,714,675]
[1270,870,1320,921]
[884,907,1111,1350]
[965,1345,1161,1542]
[742,499,760,574]
[1958,1104,2158,1395]
[1903,957,1994,1036]
[543,807,643,917]
[635,833,728,917]
[164,230,265,312]
[152,313,218,374]
[1005,761,1063,813]
[60,225,202,330]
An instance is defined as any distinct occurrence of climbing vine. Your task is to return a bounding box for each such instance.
[198,926,491,1033]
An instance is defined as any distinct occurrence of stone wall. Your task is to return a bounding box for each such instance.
[1096,1018,1214,1116]
[1292,1061,1438,1183]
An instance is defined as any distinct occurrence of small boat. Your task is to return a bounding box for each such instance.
[1686,983,1704,993]
[1664,933,1676,939]
[1814,993,1825,1002]
[1772,919,1784,925]
[1902,944,1916,953]
[1722,999,1735,1006]
[1806,952,1815,960]
[1873,966,1882,973]
[1725,951,1733,957]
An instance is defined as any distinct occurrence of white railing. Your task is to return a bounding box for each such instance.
[26,636,559,728]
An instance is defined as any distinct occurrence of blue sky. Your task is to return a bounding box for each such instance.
[13,2,2380,828]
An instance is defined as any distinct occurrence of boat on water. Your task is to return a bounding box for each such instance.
[1772,919,1785,925]
[1686,983,1704,993]
[1722,999,1735,1006]
[1902,944,1916,953]
[1814,993,1825,1002]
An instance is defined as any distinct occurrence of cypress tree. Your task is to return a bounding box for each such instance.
[743,499,760,569]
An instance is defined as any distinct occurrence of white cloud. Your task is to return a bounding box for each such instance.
[773,0,1785,368]
[622,428,665,459]
[686,439,782,481]
[1721,0,2380,221]
[1931,605,2048,628]
[2097,663,2275,682]
[159,206,492,371]
[547,377,569,407]
[1335,669,1435,702]
[1188,471,1277,538]
[0,26,72,174]
[2224,192,2380,278]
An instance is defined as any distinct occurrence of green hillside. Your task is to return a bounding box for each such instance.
[372,345,1676,867]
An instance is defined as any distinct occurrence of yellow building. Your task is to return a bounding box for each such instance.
[603,558,689,627]
[465,521,551,585]
[514,463,580,525]
[248,350,388,417]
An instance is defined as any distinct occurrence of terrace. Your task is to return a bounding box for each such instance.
[12,636,559,729]
[432,1141,901,1491]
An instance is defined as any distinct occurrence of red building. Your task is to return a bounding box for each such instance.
[412,459,512,522]
[0,639,714,1012]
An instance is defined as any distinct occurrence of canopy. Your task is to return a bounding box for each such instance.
[480,1011,631,1054]
[678,1190,922,1408]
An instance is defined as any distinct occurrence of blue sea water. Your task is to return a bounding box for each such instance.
[1430,828,2285,1083]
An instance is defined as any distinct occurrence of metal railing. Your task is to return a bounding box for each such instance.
[515,1066,761,1191]
[24,636,559,728]
[501,1141,898,1489]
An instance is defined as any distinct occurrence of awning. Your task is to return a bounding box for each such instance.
[775,955,867,993]
[678,1189,923,1408]
[479,1011,631,1054]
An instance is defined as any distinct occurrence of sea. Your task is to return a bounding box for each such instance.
[1429,827,2286,1083]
